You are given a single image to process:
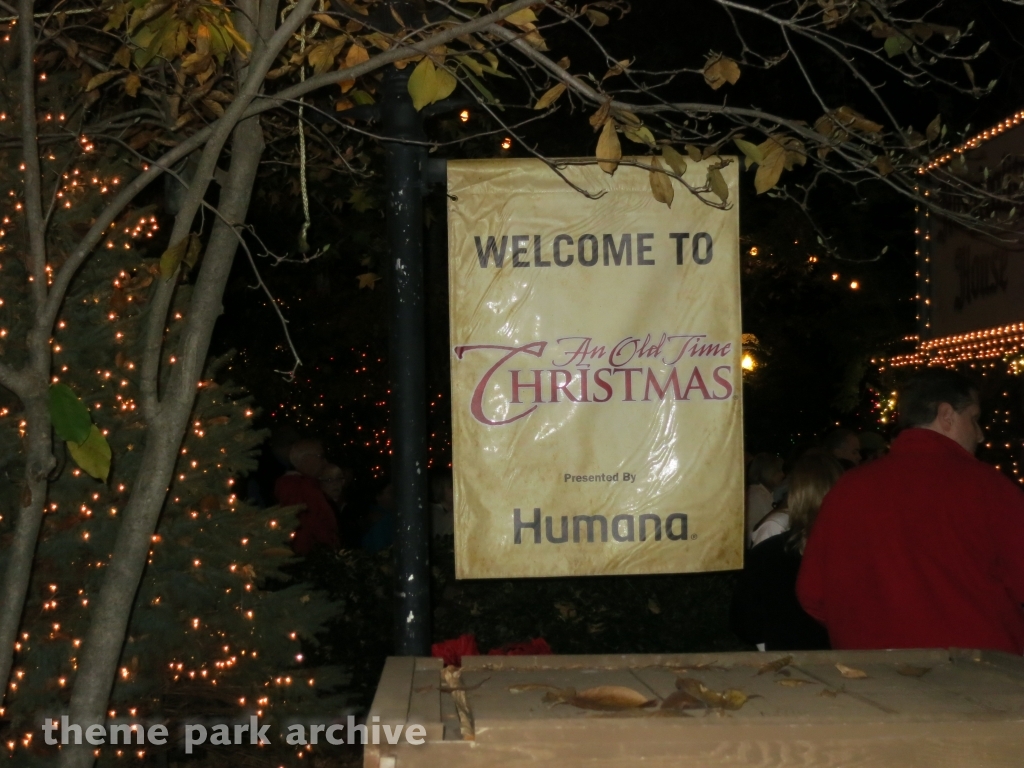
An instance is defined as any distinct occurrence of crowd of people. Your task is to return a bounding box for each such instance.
[732,368,1024,655]
[247,429,454,556]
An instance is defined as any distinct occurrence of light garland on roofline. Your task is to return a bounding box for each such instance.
[918,109,1024,174]
[887,322,1024,369]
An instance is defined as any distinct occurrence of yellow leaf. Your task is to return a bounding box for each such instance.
[124,73,141,98]
[313,13,343,30]
[408,57,438,111]
[873,155,894,176]
[522,30,548,50]
[357,272,381,289]
[596,118,621,174]
[434,66,458,102]
[754,141,786,193]
[534,82,566,110]
[585,9,609,25]
[836,663,868,679]
[648,157,674,208]
[504,7,538,27]
[221,22,252,56]
[734,138,764,169]
[85,71,121,92]
[703,55,741,90]
[588,100,611,129]
[68,424,111,483]
[308,42,337,76]
[160,236,190,280]
[623,125,656,147]
[708,167,729,202]
[684,144,702,162]
[661,145,687,176]
[114,46,131,68]
[340,43,369,92]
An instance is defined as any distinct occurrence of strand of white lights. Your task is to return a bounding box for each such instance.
[919,110,1024,174]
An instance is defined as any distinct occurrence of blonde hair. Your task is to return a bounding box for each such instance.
[786,448,844,553]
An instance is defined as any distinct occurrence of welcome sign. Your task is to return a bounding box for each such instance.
[448,158,743,579]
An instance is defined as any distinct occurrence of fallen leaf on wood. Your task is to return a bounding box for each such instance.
[896,664,931,678]
[836,663,868,679]
[757,655,793,675]
[776,678,816,688]
[661,689,705,710]
[508,682,562,694]
[676,678,748,710]
[543,685,656,711]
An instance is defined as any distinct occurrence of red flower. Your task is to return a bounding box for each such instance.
[487,637,553,656]
[430,633,479,667]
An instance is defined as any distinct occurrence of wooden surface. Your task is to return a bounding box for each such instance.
[365,649,1024,768]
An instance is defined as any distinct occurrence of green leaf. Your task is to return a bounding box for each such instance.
[183,233,202,270]
[734,138,764,169]
[350,89,375,105]
[622,125,656,147]
[68,424,112,483]
[463,71,498,105]
[661,146,687,176]
[48,383,92,445]
[160,236,190,280]
[884,35,913,57]
[408,57,438,111]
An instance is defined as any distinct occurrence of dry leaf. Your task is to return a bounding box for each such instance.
[113,47,131,68]
[836,663,868,679]
[676,678,748,710]
[872,155,894,176]
[703,55,741,90]
[623,125,656,147]
[661,689,704,710]
[85,70,121,92]
[648,157,674,208]
[508,683,561,693]
[589,100,612,129]
[534,82,566,110]
[708,167,729,202]
[684,144,702,162]
[596,118,621,174]
[819,688,839,698]
[753,138,787,193]
[585,8,610,26]
[124,74,141,98]
[776,679,815,688]
[896,664,931,678]
[661,145,687,176]
[442,666,475,741]
[313,12,343,30]
[569,686,655,711]
[757,655,793,675]
[504,8,538,27]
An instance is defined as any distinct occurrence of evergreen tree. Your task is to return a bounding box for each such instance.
[0,100,344,766]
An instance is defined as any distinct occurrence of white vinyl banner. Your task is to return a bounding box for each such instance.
[448,158,743,579]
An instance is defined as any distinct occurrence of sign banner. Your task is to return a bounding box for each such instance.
[448,158,743,579]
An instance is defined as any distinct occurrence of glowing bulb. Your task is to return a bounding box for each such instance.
[741,354,755,371]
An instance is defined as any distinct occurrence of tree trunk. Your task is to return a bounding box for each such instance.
[0,389,52,702]
[59,113,266,768]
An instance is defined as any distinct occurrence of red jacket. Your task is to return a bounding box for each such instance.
[275,473,339,555]
[797,428,1024,654]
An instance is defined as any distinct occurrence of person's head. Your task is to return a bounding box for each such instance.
[823,428,861,467]
[289,439,326,478]
[858,431,889,463]
[747,453,785,490]
[898,369,983,454]
[319,463,353,503]
[785,448,845,553]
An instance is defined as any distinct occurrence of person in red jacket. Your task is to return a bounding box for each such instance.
[797,368,1024,654]
[275,439,339,555]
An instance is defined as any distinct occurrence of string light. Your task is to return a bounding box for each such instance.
[919,109,1024,173]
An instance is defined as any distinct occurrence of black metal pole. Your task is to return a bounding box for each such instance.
[380,66,431,656]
